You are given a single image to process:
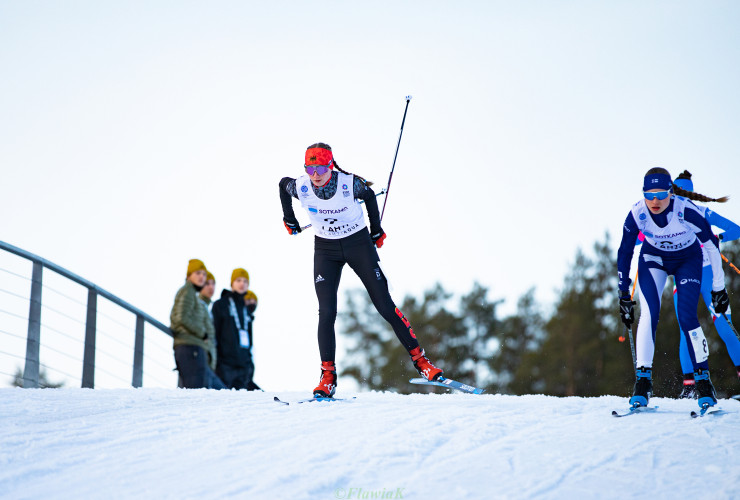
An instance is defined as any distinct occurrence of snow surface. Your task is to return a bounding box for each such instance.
[1,389,738,500]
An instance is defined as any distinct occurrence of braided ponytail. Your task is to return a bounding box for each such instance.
[644,167,728,203]
[333,161,373,187]
[306,142,374,187]
[673,185,729,203]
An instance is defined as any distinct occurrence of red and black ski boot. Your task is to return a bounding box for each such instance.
[409,346,443,381]
[313,361,337,398]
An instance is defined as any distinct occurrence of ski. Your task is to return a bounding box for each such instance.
[409,376,485,395]
[611,405,659,417]
[273,396,356,405]
[690,406,725,418]
[731,395,740,401]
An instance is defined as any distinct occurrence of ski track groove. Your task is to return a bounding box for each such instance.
[1,390,739,499]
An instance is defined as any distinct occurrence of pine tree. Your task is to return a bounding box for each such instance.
[489,288,544,395]
[341,283,500,393]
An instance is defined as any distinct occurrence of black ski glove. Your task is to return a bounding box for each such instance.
[619,290,636,328]
[711,288,730,314]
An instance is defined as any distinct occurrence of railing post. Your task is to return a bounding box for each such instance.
[23,262,43,388]
[132,315,145,388]
[81,288,97,388]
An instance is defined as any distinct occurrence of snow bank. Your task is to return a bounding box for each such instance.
[1,389,738,499]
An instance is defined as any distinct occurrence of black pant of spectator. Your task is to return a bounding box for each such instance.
[217,361,259,390]
[174,345,226,389]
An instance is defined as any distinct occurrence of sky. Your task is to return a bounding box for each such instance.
[1,1,740,390]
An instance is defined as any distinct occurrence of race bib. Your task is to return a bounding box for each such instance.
[688,327,708,363]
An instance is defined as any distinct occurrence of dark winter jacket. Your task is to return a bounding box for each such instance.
[170,281,215,357]
[212,289,254,369]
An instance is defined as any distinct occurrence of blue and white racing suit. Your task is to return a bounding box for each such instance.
[672,204,740,373]
[617,197,725,370]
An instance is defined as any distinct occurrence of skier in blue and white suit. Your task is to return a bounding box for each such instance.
[670,170,740,397]
[617,167,731,409]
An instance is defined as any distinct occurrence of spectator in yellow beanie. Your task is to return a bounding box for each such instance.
[170,259,225,389]
[213,268,260,390]
[187,259,207,277]
[231,268,249,285]
[201,271,216,308]
[245,290,258,314]
[199,271,218,372]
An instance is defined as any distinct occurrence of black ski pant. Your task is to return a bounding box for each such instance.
[313,228,420,361]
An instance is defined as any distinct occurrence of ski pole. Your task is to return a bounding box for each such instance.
[299,189,387,232]
[625,326,637,369]
[720,313,740,342]
[380,96,412,223]
[720,253,740,275]
[630,270,639,300]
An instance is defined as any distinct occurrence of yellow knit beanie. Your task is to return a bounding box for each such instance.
[231,268,250,284]
[187,259,207,277]
[206,271,215,282]
[245,290,258,302]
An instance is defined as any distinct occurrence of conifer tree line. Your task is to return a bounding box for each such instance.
[341,236,740,398]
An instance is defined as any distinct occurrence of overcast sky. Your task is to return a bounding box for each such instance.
[2,1,740,390]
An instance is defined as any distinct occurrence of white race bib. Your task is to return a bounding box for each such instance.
[688,327,709,363]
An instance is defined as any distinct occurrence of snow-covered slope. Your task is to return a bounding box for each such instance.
[1,389,738,499]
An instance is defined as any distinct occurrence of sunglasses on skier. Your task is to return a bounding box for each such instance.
[643,190,671,201]
[305,165,332,176]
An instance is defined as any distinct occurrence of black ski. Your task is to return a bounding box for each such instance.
[409,377,485,394]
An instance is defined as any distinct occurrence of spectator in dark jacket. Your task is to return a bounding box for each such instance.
[171,259,225,389]
[244,290,259,390]
[213,268,259,390]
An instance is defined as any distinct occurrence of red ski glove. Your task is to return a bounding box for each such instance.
[284,218,302,235]
[371,231,386,248]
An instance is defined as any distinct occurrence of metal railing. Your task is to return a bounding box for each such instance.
[0,240,172,388]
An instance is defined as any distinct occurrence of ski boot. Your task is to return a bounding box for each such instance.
[409,346,443,381]
[693,368,717,408]
[629,366,653,408]
[313,361,337,398]
[678,374,696,399]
